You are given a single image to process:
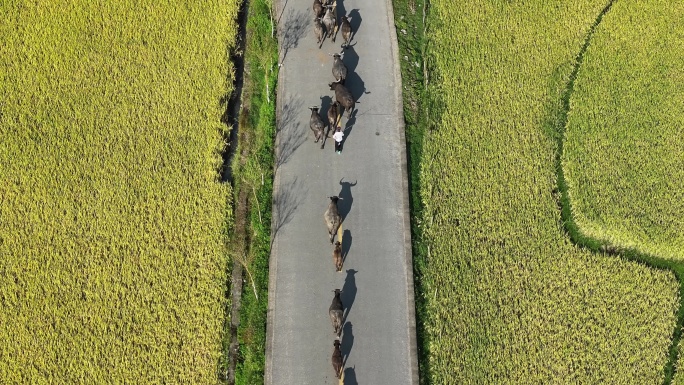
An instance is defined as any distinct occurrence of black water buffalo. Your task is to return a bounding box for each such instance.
[329,80,354,118]
[313,0,324,18]
[324,196,342,244]
[308,106,326,144]
[330,52,347,84]
[340,16,352,48]
[322,5,337,42]
[313,17,324,47]
[329,288,343,336]
[333,241,343,272]
[327,101,340,132]
[332,340,343,378]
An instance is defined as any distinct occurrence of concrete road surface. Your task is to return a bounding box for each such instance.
[265,0,418,383]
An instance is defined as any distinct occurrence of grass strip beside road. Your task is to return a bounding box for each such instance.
[228,0,278,383]
[391,0,432,382]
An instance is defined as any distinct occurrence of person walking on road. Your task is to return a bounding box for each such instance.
[333,125,344,154]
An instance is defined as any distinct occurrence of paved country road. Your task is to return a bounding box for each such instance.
[265,0,419,383]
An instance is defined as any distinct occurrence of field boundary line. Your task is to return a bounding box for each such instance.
[555,1,684,383]
[264,0,287,382]
[383,0,420,381]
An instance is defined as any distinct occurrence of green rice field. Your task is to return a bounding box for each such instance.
[677,339,684,385]
[411,0,681,382]
[0,1,237,383]
[563,0,684,261]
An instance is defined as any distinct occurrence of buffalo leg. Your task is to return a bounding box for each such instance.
[321,125,331,149]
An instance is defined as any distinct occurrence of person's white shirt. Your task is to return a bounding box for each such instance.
[333,130,344,142]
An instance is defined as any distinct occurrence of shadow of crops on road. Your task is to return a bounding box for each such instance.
[279,8,309,65]
[275,94,306,170]
[271,175,306,249]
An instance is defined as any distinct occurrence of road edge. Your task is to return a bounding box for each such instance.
[264,0,285,382]
[384,0,420,382]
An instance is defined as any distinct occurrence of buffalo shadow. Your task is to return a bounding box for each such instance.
[343,366,358,385]
[275,94,306,170]
[341,269,357,324]
[341,46,367,101]
[319,95,334,149]
[341,42,359,73]
[346,9,361,44]
[333,0,347,43]
[340,45,368,135]
[271,176,305,247]
[341,229,352,266]
[279,8,309,64]
[337,178,356,222]
[320,94,334,117]
[341,322,354,367]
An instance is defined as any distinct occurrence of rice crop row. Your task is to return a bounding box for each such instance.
[411,0,680,382]
[675,338,684,385]
[0,1,238,383]
[563,0,684,261]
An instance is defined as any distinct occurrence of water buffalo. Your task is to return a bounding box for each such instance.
[308,106,326,143]
[333,241,343,272]
[332,340,343,379]
[324,196,342,244]
[340,16,352,48]
[329,289,344,337]
[330,0,339,40]
[330,52,347,84]
[329,80,354,119]
[322,5,337,42]
[313,0,324,18]
[327,101,340,132]
[313,17,324,47]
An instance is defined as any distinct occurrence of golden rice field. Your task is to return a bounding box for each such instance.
[677,339,684,385]
[563,0,684,261]
[0,1,237,383]
[417,0,680,382]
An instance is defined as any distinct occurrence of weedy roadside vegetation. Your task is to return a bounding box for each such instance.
[0,0,238,383]
[391,0,432,381]
[227,0,278,383]
[393,0,680,383]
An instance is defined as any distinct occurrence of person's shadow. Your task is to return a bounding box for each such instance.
[342,269,357,323]
[338,178,356,222]
[342,229,352,266]
[343,366,358,385]
[341,322,354,367]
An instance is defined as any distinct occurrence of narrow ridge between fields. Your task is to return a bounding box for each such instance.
[555,1,684,383]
